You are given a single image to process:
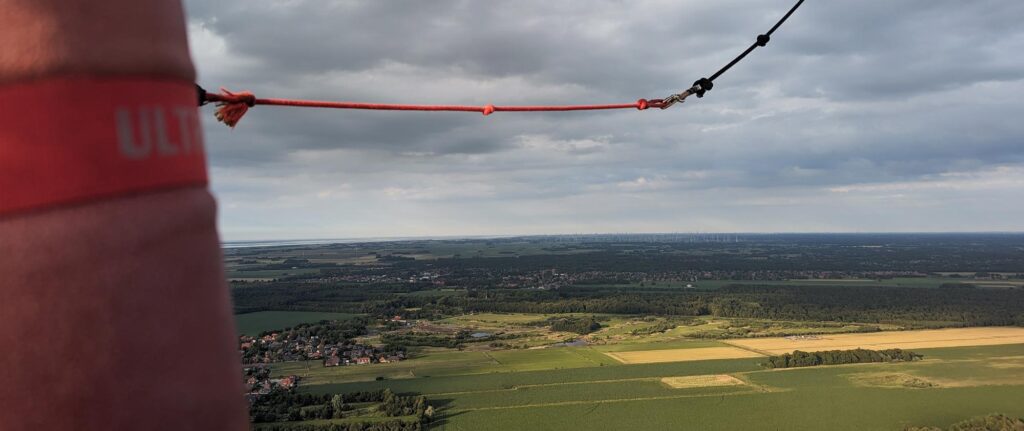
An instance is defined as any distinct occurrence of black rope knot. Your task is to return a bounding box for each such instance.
[653,0,803,109]
[196,84,208,106]
[693,78,714,98]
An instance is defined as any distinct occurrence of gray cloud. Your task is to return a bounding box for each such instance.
[184,0,1024,239]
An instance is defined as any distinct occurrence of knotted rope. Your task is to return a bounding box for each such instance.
[198,0,804,128]
[201,88,670,128]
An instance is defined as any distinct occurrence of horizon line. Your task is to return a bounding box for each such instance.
[221,231,1024,248]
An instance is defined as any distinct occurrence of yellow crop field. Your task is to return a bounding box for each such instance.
[661,374,746,389]
[604,347,764,364]
[723,327,1024,355]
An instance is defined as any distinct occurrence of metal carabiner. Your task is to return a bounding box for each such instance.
[658,87,697,110]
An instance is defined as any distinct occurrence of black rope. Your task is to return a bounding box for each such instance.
[660,0,805,107]
[197,84,209,107]
[705,0,805,85]
[765,0,806,37]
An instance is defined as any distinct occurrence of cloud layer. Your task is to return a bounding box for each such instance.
[184,0,1024,239]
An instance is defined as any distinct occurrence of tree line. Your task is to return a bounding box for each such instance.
[457,285,1024,328]
[232,281,1024,329]
[256,420,423,431]
[384,235,1024,273]
[251,388,432,430]
[763,348,923,369]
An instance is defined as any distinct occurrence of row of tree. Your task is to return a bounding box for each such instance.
[251,389,432,428]
[255,420,424,431]
[763,348,923,369]
[257,319,368,345]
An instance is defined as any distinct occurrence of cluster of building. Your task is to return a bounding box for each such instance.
[322,345,406,367]
[239,332,406,367]
[243,365,299,402]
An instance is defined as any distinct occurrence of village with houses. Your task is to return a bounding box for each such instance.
[243,364,299,403]
[238,317,410,402]
[238,329,406,366]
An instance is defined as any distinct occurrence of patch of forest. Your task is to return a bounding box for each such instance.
[762,348,923,368]
[233,283,1024,328]
[546,316,603,334]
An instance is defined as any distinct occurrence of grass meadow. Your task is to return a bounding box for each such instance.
[286,343,1024,430]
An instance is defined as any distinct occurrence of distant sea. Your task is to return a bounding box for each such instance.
[221,236,506,249]
[222,232,1024,249]
[221,238,394,249]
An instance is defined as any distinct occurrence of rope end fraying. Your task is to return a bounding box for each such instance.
[210,88,256,128]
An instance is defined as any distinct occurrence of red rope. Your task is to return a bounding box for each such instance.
[205,88,667,128]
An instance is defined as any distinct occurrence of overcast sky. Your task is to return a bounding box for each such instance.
[184,0,1024,240]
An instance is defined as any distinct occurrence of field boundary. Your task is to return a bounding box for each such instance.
[482,351,502,365]
[724,344,775,357]
[604,346,765,364]
[660,374,746,389]
[428,377,663,396]
[451,389,764,412]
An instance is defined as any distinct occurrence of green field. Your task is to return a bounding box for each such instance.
[273,346,622,384]
[269,313,822,385]
[281,343,1024,430]
[432,384,1024,430]
[298,357,764,395]
[235,311,361,336]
